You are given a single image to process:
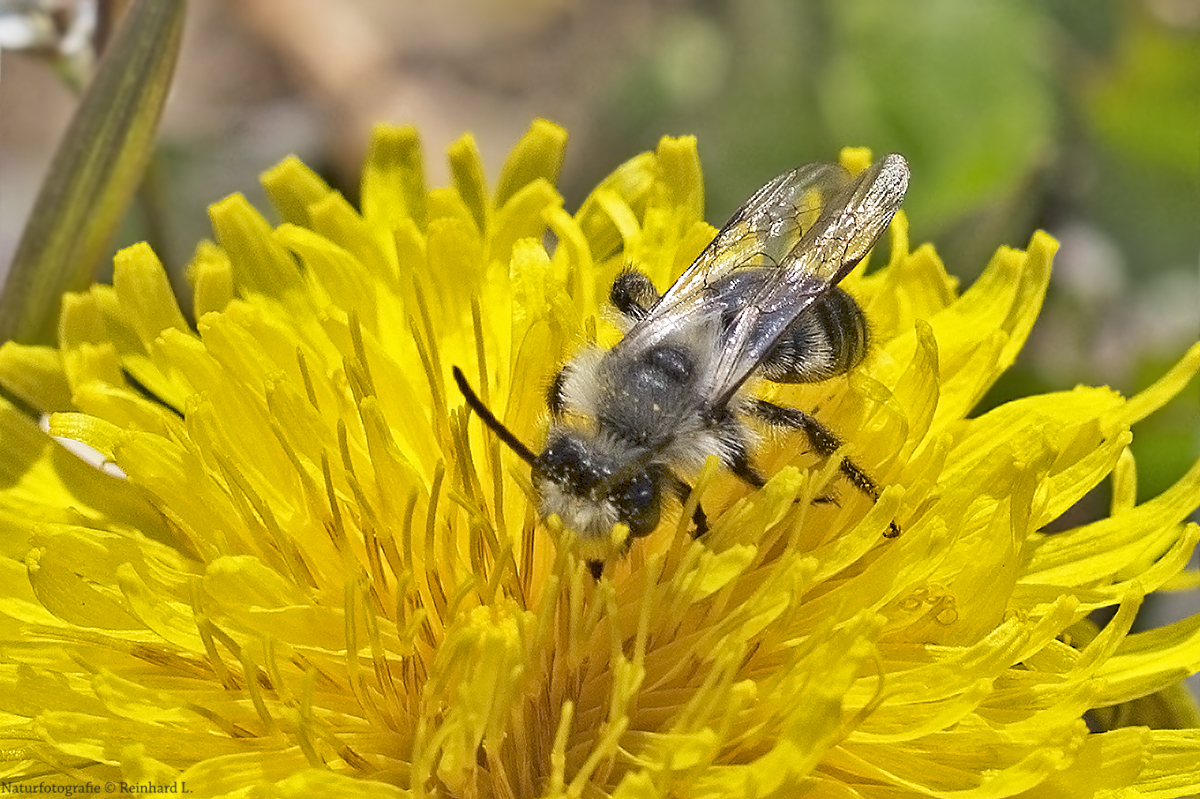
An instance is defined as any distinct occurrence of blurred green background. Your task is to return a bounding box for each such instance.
[1,0,1197,561]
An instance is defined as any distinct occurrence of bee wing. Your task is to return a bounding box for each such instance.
[619,153,910,410]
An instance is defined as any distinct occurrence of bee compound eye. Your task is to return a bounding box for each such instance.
[615,471,662,539]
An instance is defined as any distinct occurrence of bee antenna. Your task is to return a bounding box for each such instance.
[451,366,538,467]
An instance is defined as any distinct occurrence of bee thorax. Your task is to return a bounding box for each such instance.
[595,343,700,442]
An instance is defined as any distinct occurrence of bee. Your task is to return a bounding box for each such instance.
[454,153,910,576]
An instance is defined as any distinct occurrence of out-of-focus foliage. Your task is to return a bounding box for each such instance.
[0,0,184,345]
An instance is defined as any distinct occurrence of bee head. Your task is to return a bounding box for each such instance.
[452,366,664,549]
[534,430,664,542]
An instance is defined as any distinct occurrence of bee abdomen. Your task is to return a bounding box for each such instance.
[759,287,868,383]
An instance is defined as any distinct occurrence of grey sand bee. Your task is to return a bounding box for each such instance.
[455,153,910,576]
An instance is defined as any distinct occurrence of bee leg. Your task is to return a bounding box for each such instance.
[746,398,900,537]
[610,269,660,322]
[664,473,708,537]
[728,453,767,489]
[730,443,843,509]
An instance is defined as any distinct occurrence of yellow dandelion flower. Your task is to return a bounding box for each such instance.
[1,119,1199,798]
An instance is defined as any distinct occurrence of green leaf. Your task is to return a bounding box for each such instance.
[0,0,186,346]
